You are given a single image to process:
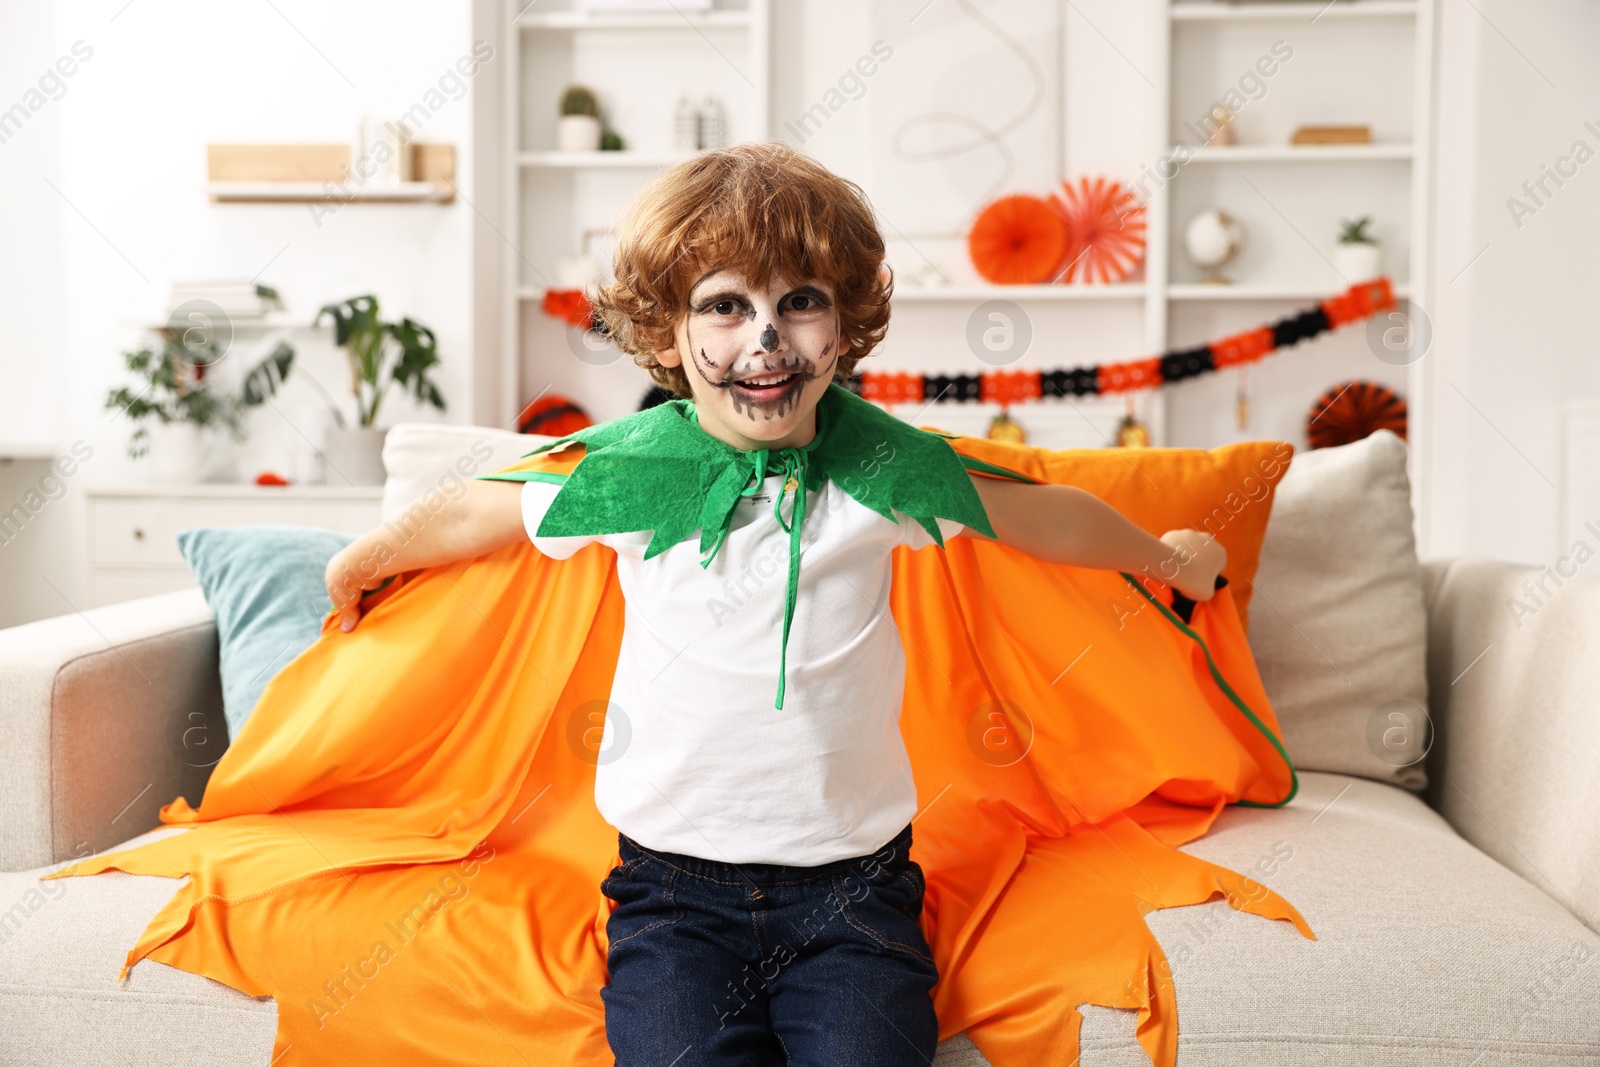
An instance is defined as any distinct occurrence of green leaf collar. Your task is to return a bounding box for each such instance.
[479,380,994,709]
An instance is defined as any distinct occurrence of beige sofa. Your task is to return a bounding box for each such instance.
[2,427,1597,1065]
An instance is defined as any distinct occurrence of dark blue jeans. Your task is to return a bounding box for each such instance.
[600,822,940,1066]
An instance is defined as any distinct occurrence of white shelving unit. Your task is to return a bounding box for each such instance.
[1170,1,1419,21]
[515,150,700,169]
[484,0,1434,465]
[892,284,1147,303]
[1182,142,1414,162]
[876,0,1434,455]
[1151,0,1436,538]
[496,0,769,430]
[1167,282,1413,301]
[514,9,754,30]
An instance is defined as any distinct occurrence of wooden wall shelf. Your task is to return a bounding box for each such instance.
[206,142,456,203]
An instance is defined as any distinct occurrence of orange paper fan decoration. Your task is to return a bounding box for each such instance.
[1050,176,1147,285]
[1305,380,1407,449]
[968,194,1069,284]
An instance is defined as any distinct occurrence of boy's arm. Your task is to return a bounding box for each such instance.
[959,474,1227,602]
[324,479,527,631]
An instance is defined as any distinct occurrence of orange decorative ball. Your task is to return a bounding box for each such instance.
[517,393,593,437]
[968,195,1070,284]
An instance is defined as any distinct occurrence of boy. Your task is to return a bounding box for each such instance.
[325,142,1224,1066]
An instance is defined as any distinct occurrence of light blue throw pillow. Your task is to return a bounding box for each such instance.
[176,525,354,742]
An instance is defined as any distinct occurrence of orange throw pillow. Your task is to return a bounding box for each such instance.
[932,433,1296,631]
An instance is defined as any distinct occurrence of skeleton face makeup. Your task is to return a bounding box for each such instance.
[664,269,842,451]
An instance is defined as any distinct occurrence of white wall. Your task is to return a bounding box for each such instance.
[1425,0,1600,565]
[0,0,483,625]
[0,1,81,625]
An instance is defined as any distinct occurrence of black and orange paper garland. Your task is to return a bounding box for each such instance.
[839,277,1396,406]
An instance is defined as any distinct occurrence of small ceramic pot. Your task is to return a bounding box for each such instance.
[145,421,205,484]
[322,426,388,486]
[557,115,603,152]
[1336,241,1382,282]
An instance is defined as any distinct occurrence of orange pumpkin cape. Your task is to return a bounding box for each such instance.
[44,402,1313,1067]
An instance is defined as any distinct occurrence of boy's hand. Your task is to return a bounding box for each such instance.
[1158,529,1227,603]
[325,540,385,632]
[319,480,529,633]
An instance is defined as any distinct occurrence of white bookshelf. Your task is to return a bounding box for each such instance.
[1170,1,1419,21]
[1167,282,1412,301]
[513,9,754,30]
[480,0,1434,472]
[1153,0,1437,546]
[1182,143,1414,162]
[515,150,699,169]
[891,284,1148,303]
[495,0,769,430]
[876,0,1433,455]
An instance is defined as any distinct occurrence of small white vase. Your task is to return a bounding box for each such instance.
[322,426,388,487]
[145,422,205,485]
[557,115,602,152]
[1336,241,1382,282]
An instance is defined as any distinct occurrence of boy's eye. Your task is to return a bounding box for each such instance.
[782,289,831,314]
[711,299,743,316]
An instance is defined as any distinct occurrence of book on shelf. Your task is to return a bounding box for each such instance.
[168,281,284,319]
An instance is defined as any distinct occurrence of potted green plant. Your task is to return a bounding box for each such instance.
[558,84,603,152]
[105,337,298,483]
[314,294,446,485]
[1336,216,1382,282]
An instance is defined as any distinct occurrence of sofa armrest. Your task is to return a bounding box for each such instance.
[1421,556,1600,930]
[0,588,225,872]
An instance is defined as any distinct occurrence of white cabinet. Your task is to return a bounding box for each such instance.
[85,486,383,608]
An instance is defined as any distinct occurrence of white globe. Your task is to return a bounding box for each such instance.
[1184,210,1243,270]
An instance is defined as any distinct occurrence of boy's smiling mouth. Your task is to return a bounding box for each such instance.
[727,370,802,404]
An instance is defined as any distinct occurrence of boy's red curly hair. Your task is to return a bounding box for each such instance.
[591,141,893,398]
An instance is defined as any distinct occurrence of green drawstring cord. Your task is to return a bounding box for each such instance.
[767,448,808,710]
[690,402,829,709]
[695,447,807,709]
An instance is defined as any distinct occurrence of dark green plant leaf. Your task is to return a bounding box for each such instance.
[241,342,295,406]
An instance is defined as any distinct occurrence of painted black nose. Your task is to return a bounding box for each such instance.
[760,324,778,352]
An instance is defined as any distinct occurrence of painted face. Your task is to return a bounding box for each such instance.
[664,268,841,451]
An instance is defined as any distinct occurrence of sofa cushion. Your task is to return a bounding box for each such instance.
[176,526,354,742]
[0,828,278,1065]
[1073,770,1600,1065]
[381,422,556,524]
[1247,429,1431,791]
[11,775,1596,1065]
[881,434,1295,630]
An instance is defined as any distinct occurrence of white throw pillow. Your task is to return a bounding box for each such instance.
[1246,429,1430,792]
[380,423,555,524]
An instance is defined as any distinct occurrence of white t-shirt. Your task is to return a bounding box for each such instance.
[521,473,963,866]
